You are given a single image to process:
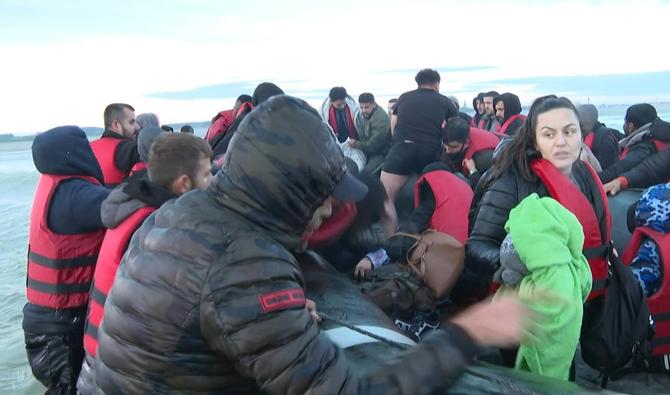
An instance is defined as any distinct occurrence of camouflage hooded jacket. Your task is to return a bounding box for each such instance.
[93,96,476,394]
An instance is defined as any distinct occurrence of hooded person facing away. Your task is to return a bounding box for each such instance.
[92,95,528,394]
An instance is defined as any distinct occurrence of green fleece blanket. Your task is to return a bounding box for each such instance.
[500,193,592,380]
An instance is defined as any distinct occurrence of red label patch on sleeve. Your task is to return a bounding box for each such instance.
[258,288,306,313]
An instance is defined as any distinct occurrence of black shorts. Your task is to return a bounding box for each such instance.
[382,141,441,175]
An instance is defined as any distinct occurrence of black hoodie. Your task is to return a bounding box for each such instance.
[494,93,523,134]
[32,126,110,234]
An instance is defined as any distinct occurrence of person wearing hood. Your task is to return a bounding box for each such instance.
[90,103,142,187]
[472,92,486,127]
[495,194,591,380]
[92,95,527,394]
[23,126,111,394]
[211,83,283,159]
[599,103,670,184]
[577,104,622,170]
[205,94,252,143]
[136,112,161,130]
[77,132,212,395]
[321,86,366,171]
[494,93,526,135]
[478,90,501,132]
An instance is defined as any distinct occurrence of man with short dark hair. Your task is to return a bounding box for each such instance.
[349,92,390,172]
[320,86,365,170]
[442,118,500,187]
[387,98,398,117]
[77,133,213,394]
[380,68,458,236]
[599,103,670,183]
[91,103,141,187]
[478,91,501,132]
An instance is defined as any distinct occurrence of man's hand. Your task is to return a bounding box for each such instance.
[463,158,477,174]
[347,139,358,147]
[305,298,321,323]
[450,294,531,348]
[604,178,623,195]
[354,257,373,279]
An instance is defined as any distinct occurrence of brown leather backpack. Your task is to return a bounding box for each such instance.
[394,230,465,299]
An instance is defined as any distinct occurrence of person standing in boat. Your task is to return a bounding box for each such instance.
[460,95,612,303]
[92,95,528,394]
[23,126,111,394]
[493,93,525,135]
[379,68,458,237]
[90,103,141,187]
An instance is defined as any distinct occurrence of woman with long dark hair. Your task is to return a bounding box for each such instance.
[460,95,612,302]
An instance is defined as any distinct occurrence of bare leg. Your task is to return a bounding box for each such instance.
[380,171,408,238]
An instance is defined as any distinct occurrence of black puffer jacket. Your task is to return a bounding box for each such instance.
[620,146,670,188]
[460,162,596,298]
[93,96,476,394]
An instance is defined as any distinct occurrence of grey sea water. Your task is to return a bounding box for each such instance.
[0,112,666,393]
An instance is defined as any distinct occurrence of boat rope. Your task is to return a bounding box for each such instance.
[319,312,411,351]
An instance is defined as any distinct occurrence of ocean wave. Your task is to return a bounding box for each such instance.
[0,171,38,188]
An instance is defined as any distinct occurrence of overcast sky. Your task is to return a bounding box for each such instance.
[2,0,670,134]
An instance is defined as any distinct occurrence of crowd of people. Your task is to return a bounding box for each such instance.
[22,68,670,394]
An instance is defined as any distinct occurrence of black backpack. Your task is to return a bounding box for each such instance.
[580,247,655,386]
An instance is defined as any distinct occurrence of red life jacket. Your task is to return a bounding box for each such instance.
[130,161,147,175]
[328,105,359,140]
[27,175,106,309]
[90,137,127,186]
[461,128,503,175]
[531,159,612,301]
[413,170,473,244]
[584,132,596,150]
[498,114,526,135]
[307,201,357,248]
[205,109,234,143]
[620,139,669,159]
[83,206,155,357]
[621,227,670,356]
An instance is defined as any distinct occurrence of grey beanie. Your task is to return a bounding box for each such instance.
[577,104,598,131]
[137,126,164,162]
[494,234,529,286]
[136,113,160,130]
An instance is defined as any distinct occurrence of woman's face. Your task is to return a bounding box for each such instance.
[534,108,582,176]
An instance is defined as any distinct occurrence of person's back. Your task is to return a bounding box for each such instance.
[23,126,110,394]
[394,87,456,147]
[94,96,527,394]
